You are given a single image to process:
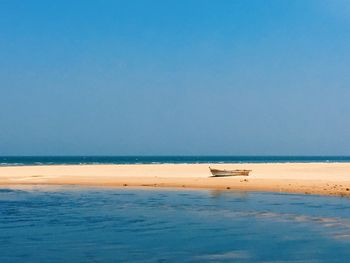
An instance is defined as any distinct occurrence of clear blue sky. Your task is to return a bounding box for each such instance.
[1,0,350,155]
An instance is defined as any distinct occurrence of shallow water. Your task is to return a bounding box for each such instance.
[0,187,349,262]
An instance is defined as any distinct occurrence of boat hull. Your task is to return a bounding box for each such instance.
[209,168,251,177]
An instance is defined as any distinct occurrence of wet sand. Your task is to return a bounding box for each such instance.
[0,163,350,196]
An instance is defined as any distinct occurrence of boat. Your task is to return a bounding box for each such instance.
[209,167,251,177]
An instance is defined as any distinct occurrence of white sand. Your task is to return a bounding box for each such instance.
[1,163,350,196]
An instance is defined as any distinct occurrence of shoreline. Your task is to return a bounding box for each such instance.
[2,160,350,167]
[1,163,350,197]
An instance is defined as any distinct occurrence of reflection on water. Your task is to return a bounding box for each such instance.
[0,186,350,262]
[209,190,250,199]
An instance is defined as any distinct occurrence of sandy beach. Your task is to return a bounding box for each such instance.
[0,163,350,196]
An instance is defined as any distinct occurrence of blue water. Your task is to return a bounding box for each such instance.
[1,156,350,166]
[0,187,349,262]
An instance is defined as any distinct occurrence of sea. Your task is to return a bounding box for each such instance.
[1,156,350,262]
[1,155,350,166]
[0,186,349,262]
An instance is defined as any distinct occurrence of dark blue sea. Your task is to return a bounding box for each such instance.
[1,156,350,166]
[0,186,350,262]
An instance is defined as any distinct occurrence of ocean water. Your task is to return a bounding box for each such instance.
[0,187,349,262]
[1,156,350,166]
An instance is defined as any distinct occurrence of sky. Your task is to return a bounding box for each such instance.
[1,0,350,156]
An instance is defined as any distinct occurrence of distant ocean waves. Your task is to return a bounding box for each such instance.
[1,156,350,166]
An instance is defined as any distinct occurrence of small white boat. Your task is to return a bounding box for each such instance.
[209,167,251,177]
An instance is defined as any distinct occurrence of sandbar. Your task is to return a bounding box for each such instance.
[0,163,350,196]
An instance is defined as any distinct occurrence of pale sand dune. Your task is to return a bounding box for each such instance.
[0,163,350,196]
